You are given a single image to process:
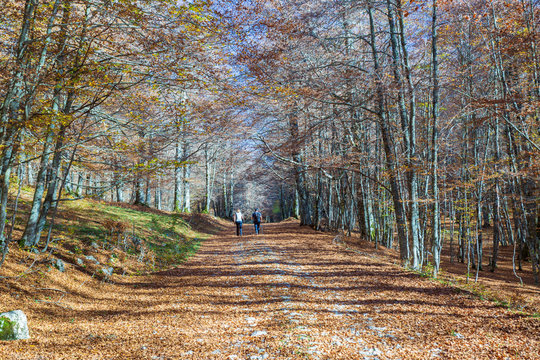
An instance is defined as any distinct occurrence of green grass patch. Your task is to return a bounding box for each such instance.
[0,317,15,341]
[56,199,207,270]
[70,223,105,239]
[147,237,202,266]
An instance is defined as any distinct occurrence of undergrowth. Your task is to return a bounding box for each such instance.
[56,200,208,272]
[3,189,210,280]
[0,317,15,340]
[415,264,538,318]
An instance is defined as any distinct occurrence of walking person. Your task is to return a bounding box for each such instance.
[233,209,243,236]
[252,208,262,235]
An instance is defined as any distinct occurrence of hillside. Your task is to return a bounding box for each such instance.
[0,190,229,314]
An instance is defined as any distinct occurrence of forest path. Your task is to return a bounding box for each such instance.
[2,221,540,359]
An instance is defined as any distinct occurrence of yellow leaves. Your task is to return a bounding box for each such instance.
[113,140,131,152]
[273,85,296,97]
[130,158,192,174]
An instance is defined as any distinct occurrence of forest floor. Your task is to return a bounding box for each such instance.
[1,220,539,359]
[341,227,540,315]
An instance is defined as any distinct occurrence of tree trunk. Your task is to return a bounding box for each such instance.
[289,110,311,226]
[20,128,56,247]
[368,1,409,264]
[173,139,183,211]
[430,0,442,277]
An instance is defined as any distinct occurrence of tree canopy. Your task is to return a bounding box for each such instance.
[0,0,538,282]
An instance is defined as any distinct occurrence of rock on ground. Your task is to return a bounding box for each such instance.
[84,255,99,264]
[0,310,30,341]
[54,258,65,272]
[102,267,114,277]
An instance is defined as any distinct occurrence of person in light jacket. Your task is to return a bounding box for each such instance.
[233,209,243,236]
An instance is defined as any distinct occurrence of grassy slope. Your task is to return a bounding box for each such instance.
[55,199,209,273]
[0,189,228,313]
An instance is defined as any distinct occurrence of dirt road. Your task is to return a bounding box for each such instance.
[2,222,539,359]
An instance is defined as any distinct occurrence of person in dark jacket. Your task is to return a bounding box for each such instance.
[252,208,262,235]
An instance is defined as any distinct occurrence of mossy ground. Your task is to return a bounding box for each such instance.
[2,187,228,280]
[53,200,207,271]
[0,317,15,341]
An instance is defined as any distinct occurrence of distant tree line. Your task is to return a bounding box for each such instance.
[225,0,539,281]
